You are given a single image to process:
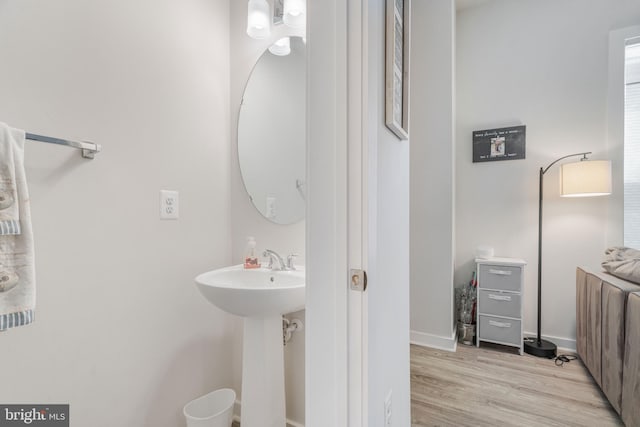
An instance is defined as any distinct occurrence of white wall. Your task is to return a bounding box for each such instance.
[366,0,411,424]
[456,0,640,349]
[229,2,306,424]
[410,0,457,349]
[0,1,235,426]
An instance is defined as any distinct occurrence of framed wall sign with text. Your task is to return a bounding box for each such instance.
[473,125,526,162]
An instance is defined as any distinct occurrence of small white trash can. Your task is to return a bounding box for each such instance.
[184,388,236,427]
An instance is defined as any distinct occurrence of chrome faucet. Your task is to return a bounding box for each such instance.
[263,249,298,271]
[263,249,287,271]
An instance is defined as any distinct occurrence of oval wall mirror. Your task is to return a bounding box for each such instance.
[238,36,306,225]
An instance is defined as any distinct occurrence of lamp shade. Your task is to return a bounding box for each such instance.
[269,37,291,56]
[560,160,612,197]
[283,0,306,29]
[247,0,271,40]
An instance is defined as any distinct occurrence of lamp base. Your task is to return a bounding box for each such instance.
[524,338,557,358]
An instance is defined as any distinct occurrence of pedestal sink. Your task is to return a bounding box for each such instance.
[195,265,305,427]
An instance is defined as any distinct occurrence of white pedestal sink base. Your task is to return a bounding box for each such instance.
[195,265,304,427]
[241,316,286,427]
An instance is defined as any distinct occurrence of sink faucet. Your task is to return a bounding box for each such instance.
[263,249,287,271]
[263,249,298,271]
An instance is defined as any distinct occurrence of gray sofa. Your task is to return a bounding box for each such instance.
[576,267,640,426]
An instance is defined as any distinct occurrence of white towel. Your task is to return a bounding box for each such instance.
[0,124,21,236]
[0,122,35,330]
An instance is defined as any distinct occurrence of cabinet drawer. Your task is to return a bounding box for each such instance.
[478,264,521,292]
[478,290,521,318]
[479,315,521,346]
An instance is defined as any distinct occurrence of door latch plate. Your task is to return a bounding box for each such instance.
[350,269,367,292]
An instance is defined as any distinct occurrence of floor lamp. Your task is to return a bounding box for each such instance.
[524,152,612,358]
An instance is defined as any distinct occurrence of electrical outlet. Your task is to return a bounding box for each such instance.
[160,190,179,220]
[266,196,276,219]
[384,390,392,426]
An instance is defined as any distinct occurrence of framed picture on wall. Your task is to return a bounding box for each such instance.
[472,125,526,162]
[385,0,411,140]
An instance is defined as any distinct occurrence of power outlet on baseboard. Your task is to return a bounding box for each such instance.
[384,390,392,426]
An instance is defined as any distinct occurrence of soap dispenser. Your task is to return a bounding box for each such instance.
[244,236,260,269]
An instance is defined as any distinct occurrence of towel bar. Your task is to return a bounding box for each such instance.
[25,133,101,159]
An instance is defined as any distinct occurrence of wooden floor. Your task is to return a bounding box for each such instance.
[411,343,623,427]
[232,343,620,427]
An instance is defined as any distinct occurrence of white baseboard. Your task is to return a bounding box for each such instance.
[523,331,576,353]
[233,399,304,427]
[229,333,573,427]
[411,329,575,353]
[410,329,457,352]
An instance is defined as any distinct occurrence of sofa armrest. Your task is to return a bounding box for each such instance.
[577,267,640,415]
[576,267,603,387]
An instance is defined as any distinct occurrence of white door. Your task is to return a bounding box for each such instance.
[347,0,368,423]
[305,0,352,424]
[306,0,367,425]
[307,0,411,426]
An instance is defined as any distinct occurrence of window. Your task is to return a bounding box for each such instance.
[624,41,640,248]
